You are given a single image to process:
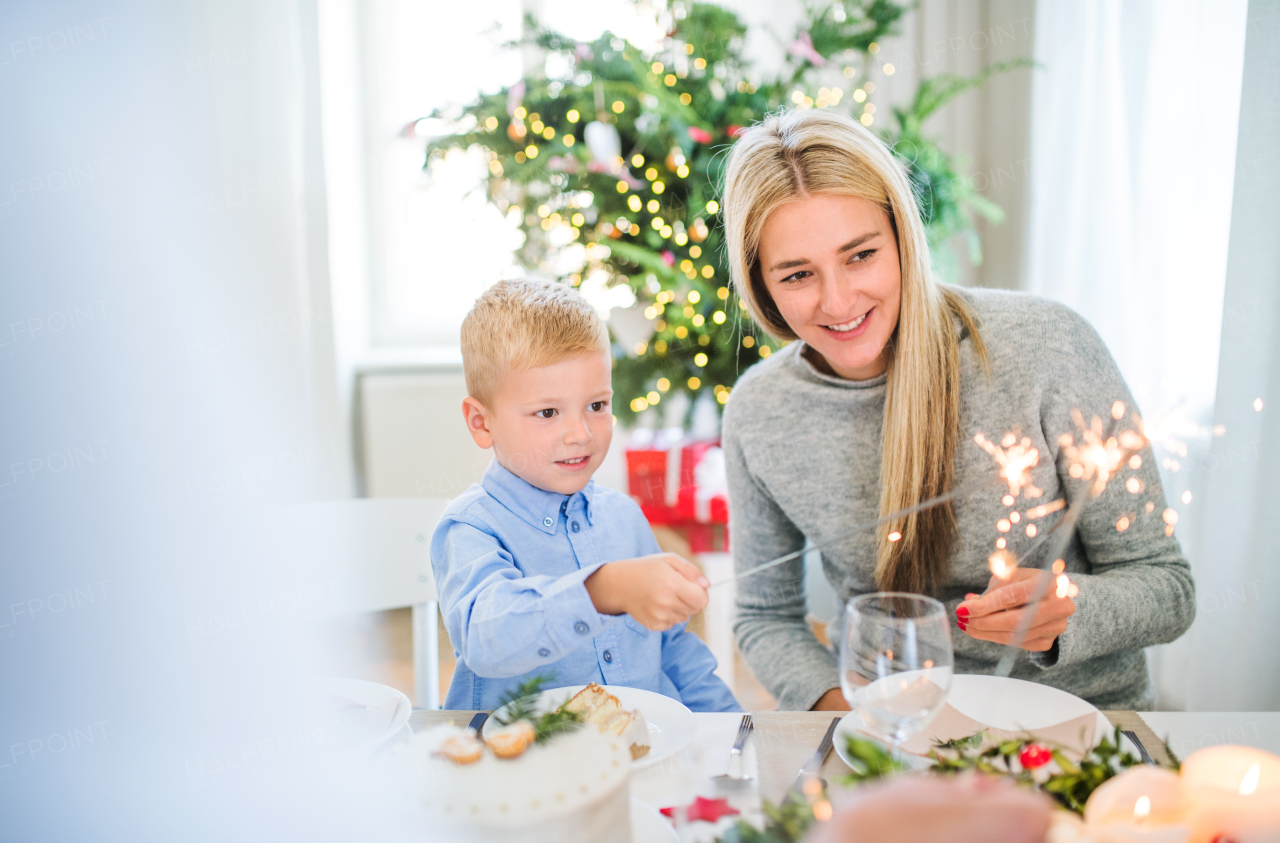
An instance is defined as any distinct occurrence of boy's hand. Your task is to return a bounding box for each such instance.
[585,554,709,631]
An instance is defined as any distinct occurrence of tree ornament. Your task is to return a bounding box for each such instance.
[787,31,827,66]
[584,120,621,166]
[665,147,686,171]
[687,126,712,144]
[689,217,709,243]
[507,120,527,142]
[506,80,526,116]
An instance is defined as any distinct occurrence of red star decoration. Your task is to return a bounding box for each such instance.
[660,795,740,823]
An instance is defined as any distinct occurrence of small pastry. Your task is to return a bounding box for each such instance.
[486,720,537,759]
[433,732,485,765]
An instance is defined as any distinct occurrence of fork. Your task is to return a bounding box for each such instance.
[714,714,754,782]
[1122,729,1156,765]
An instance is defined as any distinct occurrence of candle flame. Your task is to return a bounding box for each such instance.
[1133,795,1151,820]
[1240,761,1261,796]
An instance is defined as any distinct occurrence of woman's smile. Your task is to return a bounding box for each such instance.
[820,306,874,339]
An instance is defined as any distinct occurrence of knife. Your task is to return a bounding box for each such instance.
[789,717,841,798]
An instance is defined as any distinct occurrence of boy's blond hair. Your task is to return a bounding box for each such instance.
[461,278,611,406]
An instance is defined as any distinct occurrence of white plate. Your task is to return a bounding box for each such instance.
[834,674,1136,770]
[631,798,680,842]
[484,684,696,770]
[308,677,412,754]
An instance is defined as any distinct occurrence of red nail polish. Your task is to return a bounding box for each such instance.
[956,606,969,620]
[958,621,968,632]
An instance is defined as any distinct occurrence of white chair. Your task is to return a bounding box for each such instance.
[288,498,450,709]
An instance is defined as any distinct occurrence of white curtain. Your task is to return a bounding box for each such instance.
[1025,0,1256,709]
[1186,0,1280,711]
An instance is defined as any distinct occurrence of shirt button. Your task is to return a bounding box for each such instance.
[542,516,554,527]
[573,621,589,635]
[538,647,550,657]
[571,521,581,533]
[603,650,613,663]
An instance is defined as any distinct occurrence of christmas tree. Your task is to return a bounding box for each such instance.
[422,1,1028,423]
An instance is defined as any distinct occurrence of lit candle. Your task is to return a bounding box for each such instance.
[1084,766,1192,843]
[1181,745,1280,843]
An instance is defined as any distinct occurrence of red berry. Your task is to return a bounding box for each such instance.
[1019,744,1052,769]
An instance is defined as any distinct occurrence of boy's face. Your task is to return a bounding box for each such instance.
[463,351,614,495]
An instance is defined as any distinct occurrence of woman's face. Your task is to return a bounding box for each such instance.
[757,193,902,380]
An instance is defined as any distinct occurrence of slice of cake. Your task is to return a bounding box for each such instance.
[560,684,651,760]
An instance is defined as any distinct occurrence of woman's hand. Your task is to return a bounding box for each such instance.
[956,569,1076,652]
[807,772,1054,843]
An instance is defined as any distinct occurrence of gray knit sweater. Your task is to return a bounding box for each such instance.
[723,288,1195,712]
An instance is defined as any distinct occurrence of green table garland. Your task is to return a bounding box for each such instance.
[712,729,1171,843]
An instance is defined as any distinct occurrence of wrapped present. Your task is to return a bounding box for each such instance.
[626,434,729,535]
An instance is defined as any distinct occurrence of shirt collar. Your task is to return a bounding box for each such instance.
[481,459,597,533]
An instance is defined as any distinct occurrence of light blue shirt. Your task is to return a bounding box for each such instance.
[432,460,741,713]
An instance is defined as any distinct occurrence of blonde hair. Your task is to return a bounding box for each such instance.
[461,278,610,406]
[723,109,988,596]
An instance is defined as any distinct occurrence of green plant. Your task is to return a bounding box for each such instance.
[492,676,582,743]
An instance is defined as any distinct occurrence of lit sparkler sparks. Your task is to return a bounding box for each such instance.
[973,432,1041,498]
[984,405,1160,676]
[1056,404,1145,495]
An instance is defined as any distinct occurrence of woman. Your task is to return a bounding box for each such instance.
[721,109,1194,712]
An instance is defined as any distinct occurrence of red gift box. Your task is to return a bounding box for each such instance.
[626,437,729,552]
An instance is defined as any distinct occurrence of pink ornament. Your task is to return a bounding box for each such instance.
[506,81,526,117]
[687,126,713,144]
[787,31,827,66]
[662,251,676,267]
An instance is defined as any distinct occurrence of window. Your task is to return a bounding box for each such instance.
[323,0,665,350]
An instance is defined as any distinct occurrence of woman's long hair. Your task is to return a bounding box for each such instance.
[722,109,988,596]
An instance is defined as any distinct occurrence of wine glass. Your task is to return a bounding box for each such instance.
[839,592,954,759]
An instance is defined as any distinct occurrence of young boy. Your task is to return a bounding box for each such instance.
[432,278,741,713]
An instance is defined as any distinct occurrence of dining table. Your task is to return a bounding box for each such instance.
[410,707,1280,841]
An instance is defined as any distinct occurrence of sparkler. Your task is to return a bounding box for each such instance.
[706,474,1007,588]
[991,402,1158,675]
